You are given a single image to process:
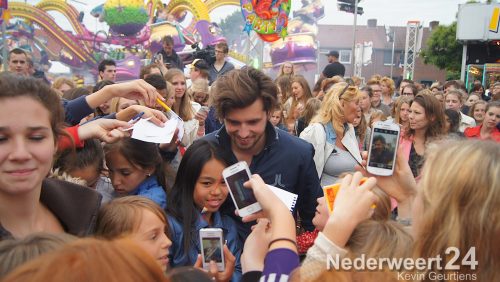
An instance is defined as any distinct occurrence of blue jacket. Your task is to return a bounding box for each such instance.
[202,122,322,239]
[132,176,167,209]
[62,95,94,126]
[167,211,242,281]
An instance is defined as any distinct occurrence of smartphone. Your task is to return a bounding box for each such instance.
[222,161,262,217]
[199,228,225,271]
[198,106,210,114]
[367,121,400,176]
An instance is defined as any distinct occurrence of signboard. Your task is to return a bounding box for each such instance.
[457,3,500,41]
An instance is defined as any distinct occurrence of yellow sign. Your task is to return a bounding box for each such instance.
[490,7,499,33]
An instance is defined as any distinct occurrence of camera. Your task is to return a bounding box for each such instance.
[191,42,215,65]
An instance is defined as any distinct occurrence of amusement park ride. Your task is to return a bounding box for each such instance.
[1,0,325,82]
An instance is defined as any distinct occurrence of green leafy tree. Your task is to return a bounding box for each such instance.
[218,11,245,47]
[421,22,463,75]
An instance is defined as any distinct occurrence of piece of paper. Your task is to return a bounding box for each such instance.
[266,185,298,212]
[166,111,184,141]
[131,118,177,143]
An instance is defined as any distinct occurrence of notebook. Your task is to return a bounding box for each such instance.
[266,185,298,212]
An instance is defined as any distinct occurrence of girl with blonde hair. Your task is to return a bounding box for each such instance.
[52,77,75,94]
[277,61,295,78]
[3,238,168,282]
[380,76,395,106]
[300,83,361,186]
[392,96,412,134]
[96,196,172,272]
[286,75,313,134]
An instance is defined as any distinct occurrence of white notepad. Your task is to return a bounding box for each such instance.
[266,185,298,212]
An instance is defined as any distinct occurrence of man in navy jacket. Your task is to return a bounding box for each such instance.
[202,67,322,240]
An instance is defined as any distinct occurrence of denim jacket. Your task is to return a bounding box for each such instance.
[132,176,167,209]
[167,211,242,281]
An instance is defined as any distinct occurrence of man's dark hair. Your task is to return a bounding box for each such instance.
[211,67,277,119]
[443,80,461,91]
[8,48,27,60]
[93,80,115,93]
[215,42,229,54]
[373,135,387,144]
[162,35,174,45]
[144,74,167,91]
[98,59,116,73]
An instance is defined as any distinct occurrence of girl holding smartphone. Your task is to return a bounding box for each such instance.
[166,140,241,281]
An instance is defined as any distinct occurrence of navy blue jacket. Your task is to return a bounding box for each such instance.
[62,95,94,126]
[202,122,322,239]
[167,211,242,281]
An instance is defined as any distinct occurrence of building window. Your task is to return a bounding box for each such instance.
[339,50,351,64]
[383,50,396,66]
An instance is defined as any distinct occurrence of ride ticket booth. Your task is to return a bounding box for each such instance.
[457,3,500,90]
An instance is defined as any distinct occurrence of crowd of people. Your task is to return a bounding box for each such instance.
[0,43,499,282]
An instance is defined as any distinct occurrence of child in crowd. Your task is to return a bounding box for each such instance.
[96,196,172,273]
[53,139,115,203]
[295,98,321,136]
[166,140,241,281]
[269,105,287,131]
[0,233,76,278]
[353,108,371,151]
[104,138,167,208]
[369,109,387,127]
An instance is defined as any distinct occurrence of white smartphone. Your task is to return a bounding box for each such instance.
[222,161,262,217]
[367,121,400,176]
[199,228,225,271]
[198,106,210,114]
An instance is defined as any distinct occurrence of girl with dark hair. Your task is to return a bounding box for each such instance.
[444,109,462,135]
[400,94,446,177]
[104,138,167,208]
[166,140,241,281]
[53,139,115,203]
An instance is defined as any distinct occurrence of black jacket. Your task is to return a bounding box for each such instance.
[0,178,102,240]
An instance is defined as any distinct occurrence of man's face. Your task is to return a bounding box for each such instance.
[327,55,334,63]
[374,140,385,151]
[224,99,268,153]
[100,65,116,81]
[163,42,173,55]
[8,53,28,75]
[215,47,226,62]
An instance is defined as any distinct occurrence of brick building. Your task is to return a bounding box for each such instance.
[317,19,447,86]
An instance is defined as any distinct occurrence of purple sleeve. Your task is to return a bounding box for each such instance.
[261,249,300,281]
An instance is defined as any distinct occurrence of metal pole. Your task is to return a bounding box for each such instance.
[1,10,7,72]
[390,30,395,79]
[351,0,358,77]
[460,44,467,82]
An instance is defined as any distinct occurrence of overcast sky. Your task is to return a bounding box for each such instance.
[19,0,470,32]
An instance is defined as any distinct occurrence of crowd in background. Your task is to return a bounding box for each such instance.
[0,43,499,282]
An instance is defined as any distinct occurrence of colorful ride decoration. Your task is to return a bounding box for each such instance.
[240,0,291,42]
[104,0,149,36]
[269,0,323,68]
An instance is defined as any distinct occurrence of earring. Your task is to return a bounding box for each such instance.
[147,173,151,177]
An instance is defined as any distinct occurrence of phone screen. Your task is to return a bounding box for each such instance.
[368,128,398,170]
[226,169,257,209]
[202,237,223,263]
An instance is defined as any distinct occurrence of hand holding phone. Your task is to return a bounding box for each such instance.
[200,228,225,271]
[222,161,262,217]
[366,121,400,176]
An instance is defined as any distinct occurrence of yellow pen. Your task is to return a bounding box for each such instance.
[156,98,171,112]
